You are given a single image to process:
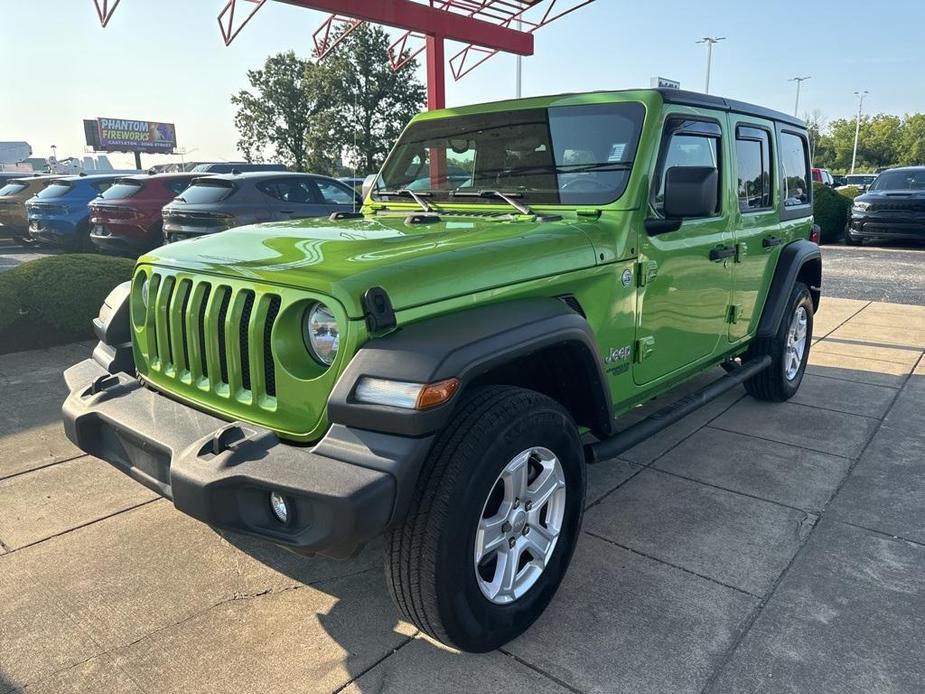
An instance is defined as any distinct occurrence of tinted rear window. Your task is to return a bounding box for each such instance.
[0,182,27,196]
[176,181,235,204]
[101,181,143,200]
[36,182,74,199]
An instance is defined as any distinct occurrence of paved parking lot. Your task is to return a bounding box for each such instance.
[1,297,923,693]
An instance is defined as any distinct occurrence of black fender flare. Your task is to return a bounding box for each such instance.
[90,280,136,374]
[756,239,822,339]
[328,297,614,438]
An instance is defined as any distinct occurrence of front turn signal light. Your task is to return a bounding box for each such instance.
[354,377,460,410]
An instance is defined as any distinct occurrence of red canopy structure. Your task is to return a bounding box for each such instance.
[93,0,595,110]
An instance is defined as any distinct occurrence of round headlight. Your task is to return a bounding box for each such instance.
[303,303,339,366]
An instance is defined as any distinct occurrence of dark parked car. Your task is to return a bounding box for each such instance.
[189,162,287,174]
[89,172,196,254]
[846,166,925,246]
[25,174,120,248]
[0,175,61,243]
[161,172,362,242]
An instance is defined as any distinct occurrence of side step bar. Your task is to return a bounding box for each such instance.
[585,355,772,464]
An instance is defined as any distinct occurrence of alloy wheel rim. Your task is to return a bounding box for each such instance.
[474,447,567,605]
[784,305,808,380]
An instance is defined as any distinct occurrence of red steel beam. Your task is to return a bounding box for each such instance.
[275,0,534,55]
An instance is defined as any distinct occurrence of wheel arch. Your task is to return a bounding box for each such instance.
[756,239,821,339]
[327,297,615,438]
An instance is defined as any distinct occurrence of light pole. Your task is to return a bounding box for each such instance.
[696,36,725,94]
[851,90,868,175]
[789,76,811,116]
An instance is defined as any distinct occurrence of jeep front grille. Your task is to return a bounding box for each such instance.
[144,272,280,407]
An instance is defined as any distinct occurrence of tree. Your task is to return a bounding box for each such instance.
[899,113,925,166]
[324,26,426,174]
[231,51,336,171]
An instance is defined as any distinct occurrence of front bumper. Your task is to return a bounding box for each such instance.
[849,212,925,241]
[63,357,433,559]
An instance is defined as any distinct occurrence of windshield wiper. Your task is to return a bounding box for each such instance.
[555,162,633,173]
[376,188,433,212]
[450,190,532,216]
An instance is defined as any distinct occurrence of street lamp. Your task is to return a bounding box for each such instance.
[851,90,869,175]
[788,76,811,117]
[696,36,725,94]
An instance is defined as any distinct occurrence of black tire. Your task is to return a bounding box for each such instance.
[844,223,863,246]
[385,385,586,652]
[744,282,814,402]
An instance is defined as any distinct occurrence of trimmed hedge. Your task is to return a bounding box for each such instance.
[813,182,852,244]
[0,254,135,350]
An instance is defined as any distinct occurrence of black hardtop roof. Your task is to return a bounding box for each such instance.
[653,89,806,128]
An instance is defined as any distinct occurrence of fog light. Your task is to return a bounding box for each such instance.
[269,492,289,524]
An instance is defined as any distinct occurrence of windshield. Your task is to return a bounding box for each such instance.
[35,181,74,199]
[176,180,234,204]
[101,180,143,200]
[847,175,876,185]
[374,102,646,206]
[869,170,925,191]
[0,182,27,196]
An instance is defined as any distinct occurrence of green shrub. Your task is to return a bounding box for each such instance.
[0,272,19,332]
[837,186,862,200]
[813,182,851,243]
[10,254,135,335]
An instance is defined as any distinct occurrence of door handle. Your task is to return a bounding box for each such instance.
[709,246,737,261]
[762,236,782,248]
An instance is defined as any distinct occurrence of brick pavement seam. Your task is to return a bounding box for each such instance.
[830,518,925,550]
[497,649,585,694]
[0,453,89,482]
[330,635,417,694]
[699,349,922,694]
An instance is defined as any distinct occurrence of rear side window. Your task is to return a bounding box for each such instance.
[314,178,357,205]
[735,127,772,211]
[36,182,73,199]
[257,178,319,204]
[178,181,235,204]
[0,182,27,196]
[92,180,114,194]
[780,132,810,207]
[101,181,143,200]
[167,179,193,195]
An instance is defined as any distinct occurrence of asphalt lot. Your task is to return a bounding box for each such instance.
[821,243,925,305]
[1,297,923,693]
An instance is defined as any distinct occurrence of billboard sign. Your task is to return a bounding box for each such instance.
[84,118,177,154]
[650,76,681,90]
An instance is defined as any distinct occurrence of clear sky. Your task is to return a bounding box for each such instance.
[3,0,923,169]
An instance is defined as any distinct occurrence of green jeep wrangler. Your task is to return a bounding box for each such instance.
[63,89,821,652]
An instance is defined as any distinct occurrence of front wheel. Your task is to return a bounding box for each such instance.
[744,282,814,402]
[385,385,586,652]
[844,222,863,246]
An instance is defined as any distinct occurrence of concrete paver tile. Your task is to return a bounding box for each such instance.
[710,520,925,693]
[829,425,925,544]
[812,337,921,366]
[342,636,571,694]
[655,427,851,512]
[506,534,758,694]
[584,469,813,595]
[112,570,415,694]
[811,298,869,335]
[789,373,898,418]
[586,459,639,507]
[0,502,379,652]
[806,351,910,388]
[0,457,157,549]
[15,654,144,694]
[714,399,879,458]
[829,322,925,350]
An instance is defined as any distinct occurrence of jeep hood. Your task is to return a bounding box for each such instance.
[139,214,598,318]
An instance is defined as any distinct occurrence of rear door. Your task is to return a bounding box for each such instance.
[258,177,318,220]
[729,117,780,342]
[633,115,735,386]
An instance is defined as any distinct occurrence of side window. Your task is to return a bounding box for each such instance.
[258,178,316,204]
[655,124,721,215]
[314,178,357,205]
[780,132,810,207]
[92,181,113,194]
[735,126,772,212]
[168,179,191,195]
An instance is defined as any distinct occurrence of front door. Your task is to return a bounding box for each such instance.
[634,117,735,386]
[729,117,781,342]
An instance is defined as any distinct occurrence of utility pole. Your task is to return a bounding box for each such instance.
[851,90,868,175]
[789,76,811,117]
[696,36,725,94]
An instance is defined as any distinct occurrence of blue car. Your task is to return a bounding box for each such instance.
[26,174,120,249]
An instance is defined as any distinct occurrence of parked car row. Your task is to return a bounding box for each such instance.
[845,165,925,245]
[0,170,362,254]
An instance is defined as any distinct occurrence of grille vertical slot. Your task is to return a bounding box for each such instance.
[178,280,192,372]
[239,291,255,392]
[197,284,211,379]
[263,296,281,397]
[216,288,232,385]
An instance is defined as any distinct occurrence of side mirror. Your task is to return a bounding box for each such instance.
[663,166,718,218]
[361,174,378,201]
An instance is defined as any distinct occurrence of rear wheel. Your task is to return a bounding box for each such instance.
[744,282,813,402]
[384,385,585,652]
